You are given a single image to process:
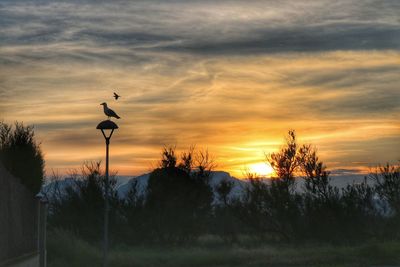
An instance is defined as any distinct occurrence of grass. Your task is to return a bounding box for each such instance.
[48,229,400,267]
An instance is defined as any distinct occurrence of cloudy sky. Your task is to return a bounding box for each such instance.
[0,0,399,177]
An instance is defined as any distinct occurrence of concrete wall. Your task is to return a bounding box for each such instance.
[0,163,44,267]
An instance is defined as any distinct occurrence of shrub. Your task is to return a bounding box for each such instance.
[144,147,213,244]
[47,162,119,241]
[370,163,400,214]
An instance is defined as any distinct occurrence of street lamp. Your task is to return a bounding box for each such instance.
[96,119,118,267]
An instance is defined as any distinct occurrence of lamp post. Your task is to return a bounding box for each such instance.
[96,120,118,267]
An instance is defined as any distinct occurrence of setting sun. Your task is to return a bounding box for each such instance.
[249,162,274,177]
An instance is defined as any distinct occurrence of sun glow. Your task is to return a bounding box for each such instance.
[249,162,274,177]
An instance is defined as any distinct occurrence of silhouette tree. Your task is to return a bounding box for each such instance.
[0,121,44,193]
[370,163,400,214]
[264,130,303,239]
[370,163,400,238]
[266,130,301,193]
[299,145,342,240]
[145,146,213,243]
[160,146,177,169]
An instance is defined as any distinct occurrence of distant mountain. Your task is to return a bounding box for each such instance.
[116,173,150,198]
[295,174,370,191]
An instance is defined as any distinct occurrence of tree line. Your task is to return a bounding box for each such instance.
[2,121,398,245]
[43,130,400,245]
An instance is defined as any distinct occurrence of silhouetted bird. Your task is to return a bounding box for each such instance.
[113,92,120,100]
[101,102,120,119]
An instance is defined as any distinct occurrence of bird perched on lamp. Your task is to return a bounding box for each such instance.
[101,102,120,120]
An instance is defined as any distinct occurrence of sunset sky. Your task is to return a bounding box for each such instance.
[0,0,399,178]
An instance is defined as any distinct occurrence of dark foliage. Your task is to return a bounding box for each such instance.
[239,176,302,241]
[370,163,400,214]
[144,147,213,244]
[46,162,119,242]
[369,163,400,239]
[236,131,398,243]
[238,131,305,241]
[299,144,377,241]
[45,134,400,246]
[146,167,202,243]
[0,121,44,193]
[300,145,342,241]
[213,179,242,242]
[118,180,147,243]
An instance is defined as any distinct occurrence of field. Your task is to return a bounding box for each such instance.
[48,229,400,267]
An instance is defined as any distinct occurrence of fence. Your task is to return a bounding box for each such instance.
[0,162,46,266]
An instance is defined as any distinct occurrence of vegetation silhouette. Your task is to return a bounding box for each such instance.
[47,162,120,241]
[144,146,214,243]
[43,130,400,247]
[0,121,44,193]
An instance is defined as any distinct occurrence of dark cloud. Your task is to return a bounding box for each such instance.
[35,121,93,131]
[44,131,101,147]
[330,168,365,176]
[1,0,399,57]
[74,30,176,47]
[320,135,400,166]
[288,64,400,87]
[160,24,400,54]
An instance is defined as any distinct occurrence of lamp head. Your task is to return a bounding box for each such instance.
[97,120,118,130]
[97,120,118,139]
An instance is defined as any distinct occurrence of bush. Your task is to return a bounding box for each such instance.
[370,163,400,239]
[144,147,213,244]
[0,121,44,193]
[370,163,400,214]
[47,162,119,242]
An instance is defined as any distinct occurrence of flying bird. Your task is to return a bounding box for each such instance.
[100,102,120,119]
[113,92,120,100]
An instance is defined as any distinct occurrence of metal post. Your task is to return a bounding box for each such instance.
[102,137,110,267]
[39,200,47,267]
[97,122,117,267]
